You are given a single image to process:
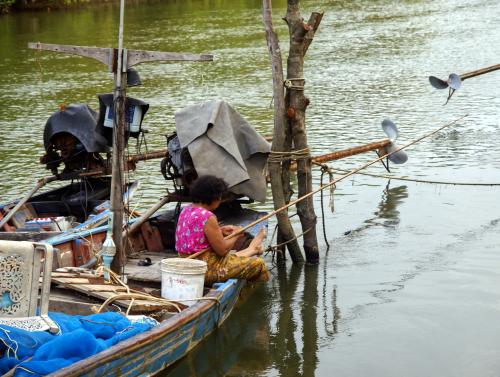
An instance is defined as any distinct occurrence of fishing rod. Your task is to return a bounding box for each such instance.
[187,114,468,260]
[429,63,500,104]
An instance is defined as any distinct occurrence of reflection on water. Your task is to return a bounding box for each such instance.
[165,285,273,377]
[344,182,408,234]
[166,262,342,377]
[373,183,408,226]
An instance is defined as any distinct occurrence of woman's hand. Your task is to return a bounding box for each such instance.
[220,225,244,237]
[205,217,240,256]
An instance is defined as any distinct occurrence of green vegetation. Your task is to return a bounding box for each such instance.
[0,0,106,13]
[0,0,15,13]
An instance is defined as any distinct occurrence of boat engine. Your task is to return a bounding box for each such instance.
[40,104,110,176]
[161,132,198,192]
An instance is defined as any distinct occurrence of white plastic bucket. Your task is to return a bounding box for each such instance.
[160,258,207,306]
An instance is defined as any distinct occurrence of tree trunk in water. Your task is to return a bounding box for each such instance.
[285,2,323,264]
[263,0,304,263]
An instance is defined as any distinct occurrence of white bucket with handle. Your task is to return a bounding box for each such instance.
[160,258,207,306]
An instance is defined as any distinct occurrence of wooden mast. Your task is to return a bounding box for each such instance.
[109,0,127,274]
[28,4,213,275]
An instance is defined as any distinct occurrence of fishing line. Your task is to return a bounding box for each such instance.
[324,167,500,186]
[187,114,468,260]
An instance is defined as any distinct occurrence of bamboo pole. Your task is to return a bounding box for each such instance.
[127,150,168,164]
[187,114,467,260]
[290,139,391,171]
[0,176,57,229]
[460,63,500,81]
[125,139,392,170]
[122,195,172,239]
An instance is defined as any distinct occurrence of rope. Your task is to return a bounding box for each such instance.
[267,147,311,163]
[326,167,500,186]
[264,213,299,266]
[319,164,335,251]
[97,293,182,314]
[188,115,468,260]
[265,225,314,253]
[0,327,18,359]
[95,267,182,314]
[284,77,305,90]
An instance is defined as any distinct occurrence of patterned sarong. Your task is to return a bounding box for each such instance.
[192,251,269,285]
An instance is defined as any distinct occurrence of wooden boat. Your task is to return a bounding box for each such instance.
[0,199,266,376]
[0,4,271,375]
[49,279,245,377]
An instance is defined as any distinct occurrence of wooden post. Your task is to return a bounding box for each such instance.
[110,75,127,271]
[284,2,323,264]
[110,0,127,273]
[263,0,304,263]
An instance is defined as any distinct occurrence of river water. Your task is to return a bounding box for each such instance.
[1,0,500,376]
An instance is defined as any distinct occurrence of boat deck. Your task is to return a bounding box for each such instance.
[49,264,183,316]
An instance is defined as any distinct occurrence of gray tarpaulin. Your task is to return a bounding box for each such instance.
[174,100,270,202]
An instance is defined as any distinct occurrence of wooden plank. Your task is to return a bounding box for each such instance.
[51,271,97,278]
[51,273,166,312]
[54,277,90,284]
[28,43,112,68]
[52,278,113,299]
[127,49,213,67]
[140,222,164,253]
[76,284,127,293]
[125,253,168,283]
[51,272,79,278]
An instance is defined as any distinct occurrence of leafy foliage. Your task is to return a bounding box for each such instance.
[0,0,15,7]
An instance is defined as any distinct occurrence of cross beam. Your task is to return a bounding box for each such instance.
[28,42,213,72]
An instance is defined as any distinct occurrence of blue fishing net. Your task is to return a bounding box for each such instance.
[0,312,157,376]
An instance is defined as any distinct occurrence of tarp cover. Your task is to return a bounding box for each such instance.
[175,100,270,202]
[0,312,156,376]
[43,104,110,153]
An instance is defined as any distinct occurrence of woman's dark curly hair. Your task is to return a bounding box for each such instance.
[189,175,228,205]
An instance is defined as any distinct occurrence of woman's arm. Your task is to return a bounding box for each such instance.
[204,216,238,256]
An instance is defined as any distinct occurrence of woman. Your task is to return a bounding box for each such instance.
[175,175,269,284]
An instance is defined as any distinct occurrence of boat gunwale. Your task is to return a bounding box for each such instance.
[46,279,243,377]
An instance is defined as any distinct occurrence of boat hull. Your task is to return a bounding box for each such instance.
[48,279,244,377]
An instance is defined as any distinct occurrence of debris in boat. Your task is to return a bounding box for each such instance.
[137,257,152,266]
[51,271,182,313]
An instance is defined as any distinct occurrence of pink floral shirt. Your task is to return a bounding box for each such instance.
[175,204,214,254]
